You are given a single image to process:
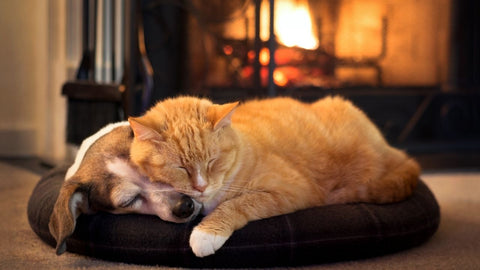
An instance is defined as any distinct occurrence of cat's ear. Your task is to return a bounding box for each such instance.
[207,101,240,131]
[128,117,163,141]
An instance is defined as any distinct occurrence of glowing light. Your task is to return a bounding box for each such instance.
[259,48,270,65]
[273,70,288,86]
[223,45,233,56]
[248,50,256,61]
[261,0,319,50]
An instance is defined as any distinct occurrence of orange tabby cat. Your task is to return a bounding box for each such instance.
[128,96,420,257]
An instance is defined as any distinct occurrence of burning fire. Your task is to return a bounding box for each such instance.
[261,0,319,50]
[241,0,321,87]
[257,48,299,87]
[257,0,319,86]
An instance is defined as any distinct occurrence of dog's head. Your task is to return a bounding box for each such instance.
[49,122,202,255]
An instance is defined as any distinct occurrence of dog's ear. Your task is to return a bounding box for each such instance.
[49,179,91,255]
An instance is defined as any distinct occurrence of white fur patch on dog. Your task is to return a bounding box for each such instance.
[66,121,129,180]
[189,227,229,257]
[107,158,143,210]
[106,157,142,182]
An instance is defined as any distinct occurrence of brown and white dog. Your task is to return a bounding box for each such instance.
[49,121,202,255]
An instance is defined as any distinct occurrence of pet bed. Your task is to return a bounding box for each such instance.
[28,165,440,268]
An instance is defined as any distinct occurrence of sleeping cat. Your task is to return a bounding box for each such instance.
[128,96,420,257]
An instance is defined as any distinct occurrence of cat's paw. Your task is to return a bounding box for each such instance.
[189,227,229,257]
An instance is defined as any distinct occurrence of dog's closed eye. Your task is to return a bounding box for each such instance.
[111,181,143,210]
[119,194,143,208]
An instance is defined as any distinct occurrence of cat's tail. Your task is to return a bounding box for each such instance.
[367,152,420,204]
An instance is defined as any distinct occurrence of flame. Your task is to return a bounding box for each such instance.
[259,48,270,65]
[261,0,319,50]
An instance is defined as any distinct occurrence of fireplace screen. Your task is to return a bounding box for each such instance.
[178,0,452,94]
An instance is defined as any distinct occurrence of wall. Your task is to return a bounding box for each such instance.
[0,0,67,163]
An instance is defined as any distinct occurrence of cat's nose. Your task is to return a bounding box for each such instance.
[193,183,207,192]
[193,174,207,192]
[172,195,195,218]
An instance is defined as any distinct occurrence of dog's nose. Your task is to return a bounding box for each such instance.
[172,195,195,218]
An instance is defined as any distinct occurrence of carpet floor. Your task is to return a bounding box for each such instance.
[1,160,479,269]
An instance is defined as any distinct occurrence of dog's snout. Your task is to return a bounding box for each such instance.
[172,195,195,218]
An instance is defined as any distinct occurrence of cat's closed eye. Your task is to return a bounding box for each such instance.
[207,158,217,171]
[177,166,191,177]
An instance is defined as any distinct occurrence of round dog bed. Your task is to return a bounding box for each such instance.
[28,165,440,268]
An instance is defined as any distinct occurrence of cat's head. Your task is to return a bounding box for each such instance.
[128,97,240,204]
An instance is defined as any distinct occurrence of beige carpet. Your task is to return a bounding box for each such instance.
[1,160,479,269]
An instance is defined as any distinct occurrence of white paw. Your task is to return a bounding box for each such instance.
[189,227,229,257]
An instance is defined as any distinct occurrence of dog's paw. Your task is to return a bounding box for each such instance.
[189,227,229,257]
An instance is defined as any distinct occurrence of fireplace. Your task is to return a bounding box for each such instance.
[173,0,451,93]
[66,0,479,154]
[135,0,479,151]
